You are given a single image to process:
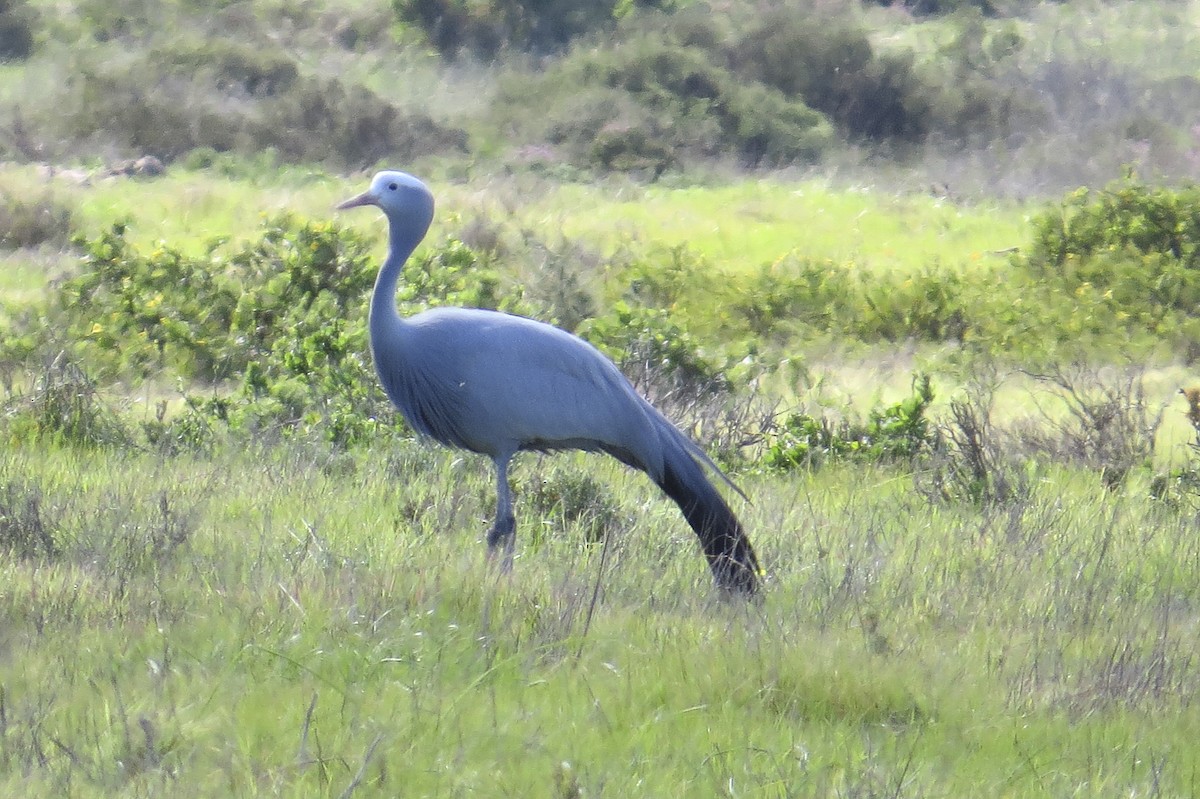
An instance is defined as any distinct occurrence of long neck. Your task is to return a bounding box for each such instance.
[368,211,431,335]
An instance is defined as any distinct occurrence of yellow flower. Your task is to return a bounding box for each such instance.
[89,323,103,335]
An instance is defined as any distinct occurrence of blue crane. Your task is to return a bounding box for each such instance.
[338,171,761,595]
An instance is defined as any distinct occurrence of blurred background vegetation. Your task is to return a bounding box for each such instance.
[3,0,1200,485]
[0,0,1196,190]
[7,7,1200,794]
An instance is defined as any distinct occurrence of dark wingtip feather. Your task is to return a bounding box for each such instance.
[657,453,762,596]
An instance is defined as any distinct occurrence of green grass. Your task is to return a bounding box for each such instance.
[3,441,1200,797]
[522,178,1028,275]
[3,2,1200,793]
[5,163,1029,271]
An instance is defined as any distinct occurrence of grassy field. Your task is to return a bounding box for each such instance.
[3,440,1200,797]
[5,151,1200,799]
[5,1,1200,796]
[0,164,1027,275]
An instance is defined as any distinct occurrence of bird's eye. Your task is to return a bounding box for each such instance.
[387,182,398,191]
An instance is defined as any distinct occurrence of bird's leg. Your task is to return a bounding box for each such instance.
[486,454,516,572]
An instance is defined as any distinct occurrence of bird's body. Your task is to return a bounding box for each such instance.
[338,171,762,595]
[375,307,657,462]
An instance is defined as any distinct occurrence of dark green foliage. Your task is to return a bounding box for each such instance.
[731,9,929,142]
[866,0,1000,15]
[0,0,35,60]
[496,0,1044,171]
[398,238,529,314]
[394,0,672,58]
[765,374,935,470]
[51,39,466,167]
[166,39,299,97]
[499,28,832,170]
[0,188,74,249]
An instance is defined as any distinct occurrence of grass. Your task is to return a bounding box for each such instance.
[2,163,1030,283]
[2,440,1200,797]
[525,178,1028,275]
[3,1,1200,793]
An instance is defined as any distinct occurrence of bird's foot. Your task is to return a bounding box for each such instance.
[486,518,515,574]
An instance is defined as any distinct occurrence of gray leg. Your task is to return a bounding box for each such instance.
[486,453,516,572]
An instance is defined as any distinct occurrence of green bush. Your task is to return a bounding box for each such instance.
[52,218,387,443]
[765,374,936,470]
[1028,180,1200,272]
[0,0,36,60]
[34,220,552,445]
[579,300,732,409]
[729,258,861,338]
[865,0,1000,16]
[2,354,132,449]
[0,188,74,249]
[1012,179,1200,344]
[501,30,832,169]
[394,0,671,58]
[528,465,621,544]
[730,8,929,142]
[398,238,529,314]
[48,38,467,167]
[727,257,975,343]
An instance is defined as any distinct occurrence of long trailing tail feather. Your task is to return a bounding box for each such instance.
[655,436,762,595]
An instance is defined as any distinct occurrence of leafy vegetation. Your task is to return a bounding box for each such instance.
[765,373,936,470]
[5,1,1200,796]
[2,0,1196,188]
[0,186,75,249]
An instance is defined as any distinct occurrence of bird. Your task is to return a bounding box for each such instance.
[336,170,762,595]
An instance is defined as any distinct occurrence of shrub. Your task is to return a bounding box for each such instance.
[50,218,385,443]
[579,301,731,412]
[0,188,74,249]
[728,257,856,338]
[1013,364,1165,489]
[865,0,1000,16]
[2,354,132,449]
[0,0,36,61]
[34,219,536,445]
[1027,180,1200,272]
[0,479,58,560]
[528,465,621,544]
[498,30,832,170]
[917,367,1032,507]
[728,257,977,343]
[394,0,672,58]
[1014,179,1200,342]
[764,374,936,470]
[730,8,930,142]
[398,238,529,314]
[48,38,468,167]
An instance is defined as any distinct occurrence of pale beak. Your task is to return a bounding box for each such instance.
[336,190,377,210]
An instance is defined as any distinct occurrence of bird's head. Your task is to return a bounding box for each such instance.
[337,171,435,233]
